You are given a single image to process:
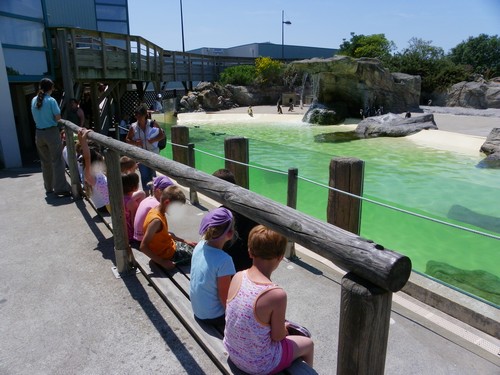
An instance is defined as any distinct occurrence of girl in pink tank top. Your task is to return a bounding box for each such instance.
[121,172,145,240]
[223,225,314,374]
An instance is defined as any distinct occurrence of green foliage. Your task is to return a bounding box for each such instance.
[449,34,500,78]
[254,57,284,86]
[6,66,20,75]
[388,38,470,94]
[218,57,285,87]
[283,64,302,89]
[338,32,396,61]
[433,60,471,90]
[218,64,256,86]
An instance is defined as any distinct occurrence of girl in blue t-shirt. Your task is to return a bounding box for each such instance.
[190,207,236,329]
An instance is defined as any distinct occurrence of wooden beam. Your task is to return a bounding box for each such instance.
[224,137,249,189]
[60,120,412,292]
[104,148,133,274]
[171,126,189,165]
[56,28,75,117]
[327,157,364,234]
[337,272,392,375]
[286,167,298,258]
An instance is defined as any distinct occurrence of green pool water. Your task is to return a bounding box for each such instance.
[162,118,500,305]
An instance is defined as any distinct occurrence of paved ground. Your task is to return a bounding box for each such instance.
[0,167,219,375]
[1,165,498,374]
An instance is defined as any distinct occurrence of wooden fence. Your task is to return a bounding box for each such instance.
[61,120,412,374]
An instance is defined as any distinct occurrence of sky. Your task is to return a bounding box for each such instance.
[128,0,500,54]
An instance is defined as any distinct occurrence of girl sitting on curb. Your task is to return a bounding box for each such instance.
[223,225,314,374]
[190,207,236,330]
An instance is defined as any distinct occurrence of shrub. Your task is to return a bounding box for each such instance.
[254,57,284,86]
[219,65,256,86]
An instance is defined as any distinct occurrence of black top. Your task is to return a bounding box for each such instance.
[222,206,257,272]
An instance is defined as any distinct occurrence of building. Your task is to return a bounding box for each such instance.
[0,0,129,168]
[189,42,337,61]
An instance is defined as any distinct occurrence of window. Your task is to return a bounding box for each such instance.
[96,5,127,21]
[95,0,126,5]
[0,0,43,18]
[0,16,45,47]
[97,21,128,34]
[4,48,48,76]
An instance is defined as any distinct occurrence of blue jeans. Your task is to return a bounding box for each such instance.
[138,163,156,195]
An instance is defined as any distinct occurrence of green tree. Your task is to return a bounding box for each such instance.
[219,65,256,85]
[388,38,468,96]
[338,32,396,61]
[449,34,500,78]
[254,57,284,86]
[389,38,444,76]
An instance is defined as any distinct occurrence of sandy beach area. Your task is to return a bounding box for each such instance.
[177,105,499,156]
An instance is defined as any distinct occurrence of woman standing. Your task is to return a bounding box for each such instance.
[125,105,165,195]
[31,78,71,197]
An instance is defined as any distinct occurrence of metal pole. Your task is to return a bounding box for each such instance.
[281,10,284,60]
[180,0,185,53]
[281,11,291,61]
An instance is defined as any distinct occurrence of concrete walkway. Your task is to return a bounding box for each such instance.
[1,166,499,374]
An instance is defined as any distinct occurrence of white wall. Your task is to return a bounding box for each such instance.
[0,43,22,168]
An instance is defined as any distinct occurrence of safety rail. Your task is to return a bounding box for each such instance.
[61,119,411,374]
[50,27,256,83]
[167,140,500,242]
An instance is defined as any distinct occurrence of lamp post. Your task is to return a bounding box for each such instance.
[180,0,185,52]
[281,10,291,60]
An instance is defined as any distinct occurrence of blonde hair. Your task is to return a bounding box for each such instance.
[160,185,186,204]
[248,225,287,260]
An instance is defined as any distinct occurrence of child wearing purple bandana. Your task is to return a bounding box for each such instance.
[189,207,236,329]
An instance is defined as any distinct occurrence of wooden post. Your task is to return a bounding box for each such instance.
[327,157,364,234]
[104,148,132,274]
[100,32,107,77]
[56,29,75,119]
[171,125,189,165]
[286,167,298,258]
[187,143,199,205]
[90,82,101,132]
[224,137,249,189]
[337,272,392,375]
[64,127,82,198]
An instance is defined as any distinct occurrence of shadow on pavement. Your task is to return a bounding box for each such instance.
[120,273,208,374]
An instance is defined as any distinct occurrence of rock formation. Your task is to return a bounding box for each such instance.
[178,82,286,112]
[426,260,500,305]
[355,113,437,138]
[478,128,500,168]
[179,82,235,112]
[302,102,347,125]
[291,56,421,118]
[446,78,500,109]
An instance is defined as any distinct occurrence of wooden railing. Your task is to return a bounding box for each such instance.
[61,119,412,374]
[50,27,256,83]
